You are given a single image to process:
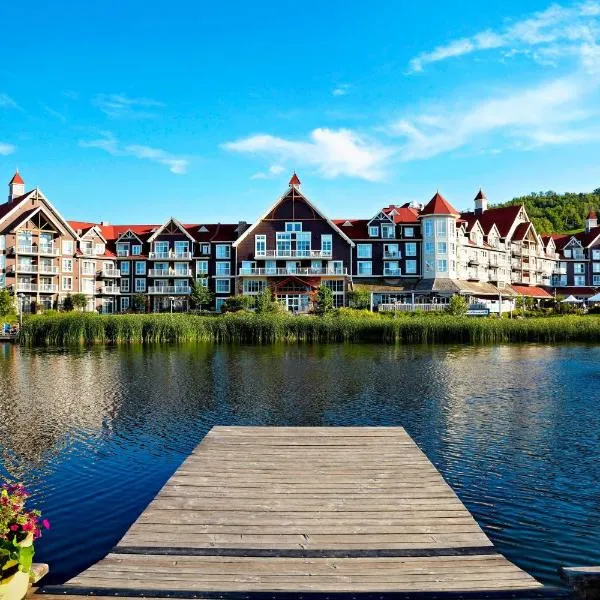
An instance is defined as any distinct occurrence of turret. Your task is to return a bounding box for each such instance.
[289,172,301,188]
[474,189,487,215]
[8,170,25,202]
[586,211,597,232]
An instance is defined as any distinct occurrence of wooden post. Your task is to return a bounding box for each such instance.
[561,566,600,600]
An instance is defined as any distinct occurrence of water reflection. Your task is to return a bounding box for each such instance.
[0,343,599,586]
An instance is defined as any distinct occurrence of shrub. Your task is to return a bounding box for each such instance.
[0,289,14,317]
[222,295,256,313]
[347,290,371,310]
[71,294,88,311]
[132,294,147,313]
[446,294,468,316]
[62,294,74,312]
[315,285,334,315]
[190,280,213,310]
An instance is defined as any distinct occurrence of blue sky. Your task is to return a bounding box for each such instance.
[2,0,600,224]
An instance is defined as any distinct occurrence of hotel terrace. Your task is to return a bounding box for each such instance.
[1,170,597,314]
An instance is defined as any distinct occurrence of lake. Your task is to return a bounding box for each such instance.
[1,342,599,588]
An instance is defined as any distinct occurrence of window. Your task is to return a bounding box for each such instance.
[174,262,189,275]
[384,244,399,258]
[135,261,146,275]
[215,278,230,294]
[436,219,447,235]
[215,298,226,312]
[405,260,417,274]
[404,227,414,238]
[200,243,210,255]
[121,279,130,292]
[324,280,344,293]
[117,243,129,257]
[196,277,209,287]
[574,275,586,286]
[135,278,146,292]
[120,297,130,311]
[425,260,434,272]
[276,233,291,256]
[265,260,277,274]
[296,232,311,255]
[62,276,73,291]
[437,242,447,254]
[285,222,302,232]
[593,262,600,273]
[62,240,74,255]
[405,242,417,256]
[368,225,379,238]
[424,220,434,237]
[286,261,298,274]
[437,259,447,272]
[328,261,344,274]
[384,261,400,276]
[132,244,142,256]
[594,275,600,285]
[381,224,395,239]
[311,260,322,271]
[120,261,130,275]
[82,278,94,294]
[216,262,230,276]
[357,261,372,275]
[82,260,95,275]
[216,245,230,259]
[242,279,266,294]
[174,241,189,257]
[574,262,585,274]
[321,234,332,255]
[425,242,434,254]
[255,235,266,257]
[62,259,73,273]
[357,244,372,258]
[80,240,93,255]
[196,260,208,274]
[95,243,106,255]
[593,249,600,260]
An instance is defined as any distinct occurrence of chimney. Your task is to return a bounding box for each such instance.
[8,170,25,202]
[586,211,598,232]
[101,221,110,226]
[474,189,487,215]
[237,221,250,236]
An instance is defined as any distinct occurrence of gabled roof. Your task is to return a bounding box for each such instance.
[461,205,522,238]
[510,285,553,298]
[289,173,301,187]
[474,189,486,200]
[332,219,370,240]
[147,217,196,243]
[511,222,531,242]
[0,191,33,223]
[419,192,459,217]
[381,204,419,224]
[232,184,355,248]
[9,171,24,185]
[572,226,600,248]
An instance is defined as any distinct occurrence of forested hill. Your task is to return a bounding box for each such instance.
[492,189,600,234]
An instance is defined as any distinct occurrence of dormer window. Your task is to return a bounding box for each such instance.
[368,226,379,237]
[132,244,142,256]
[381,225,395,239]
[404,227,414,238]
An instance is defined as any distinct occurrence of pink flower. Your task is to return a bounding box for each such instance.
[9,525,18,532]
[42,519,50,530]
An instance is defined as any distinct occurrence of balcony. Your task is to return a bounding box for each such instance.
[511,244,522,256]
[383,251,401,259]
[256,249,333,259]
[100,285,120,295]
[468,256,480,265]
[101,268,121,278]
[10,245,60,256]
[383,269,402,277]
[13,283,59,293]
[512,259,522,269]
[149,251,192,260]
[239,267,347,276]
[148,286,191,295]
[148,269,193,277]
[39,265,60,275]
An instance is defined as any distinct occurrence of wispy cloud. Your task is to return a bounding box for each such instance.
[0,142,15,156]
[92,93,165,118]
[223,128,394,181]
[251,164,285,179]
[332,84,351,97]
[408,2,600,72]
[79,132,189,174]
[42,104,67,123]
[0,93,19,110]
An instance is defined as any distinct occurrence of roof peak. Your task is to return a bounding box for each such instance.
[475,188,486,200]
[289,172,301,187]
[419,191,460,217]
[9,170,24,185]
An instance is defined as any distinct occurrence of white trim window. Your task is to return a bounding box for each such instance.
[135,261,146,275]
[242,279,266,294]
[215,298,226,312]
[424,220,434,237]
[321,234,332,255]
[437,259,447,272]
[196,260,208,274]
[574,275,586,286]
[255,235,266,257]
[405,242,417,256]
[120,261,130,275]
[216,262,230,276]
[368,225,379,238]
[174,241,189,257]
[285,222,302,232]
[574,262,586,274]
[116,242,129,257]
[215,278,230,294]
[384,243,399,258]
[216,245,231,259]
[62,276,73,291]
[328,261,344,275]
[404,227,414,238]
[384,261,400,276]
[594,275,600,285]
[424,242,434,254]
[357,261,372,276]
[381,224,395,239]
[357,244,372,259]
[81,260,95,276]
[62,258,73,273]
[200,243,210,255]
[593,262,600,273]
[120,297,130,311]
[135,278,146,292]
[405,259,417,274]
[121,279,130,293]
[593,249,600,260]
[437,241,447,254]
[436,220,447,236]
[62,240,74,255]
[131,244,142,256]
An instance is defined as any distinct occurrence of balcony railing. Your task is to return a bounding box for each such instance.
[149,251,193,260]
[383,270,402,277]
[148,286,191,295]
[13,283,59,293]
[100,268,121,278]
[383,252,401,259]
[39,265,60,275]
[11,245,60,256]
[239,267,347,276]
[148,269,193,277]
[379,303,447,312]
[100,285,120,295]
[256,249,333,259]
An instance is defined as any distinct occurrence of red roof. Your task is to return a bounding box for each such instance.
[511,222,531,241]
[460,204,522,237]
[571,226,600,248]
[552,286,599,297]
[510,285,553,298]
[289,173,301,187]
[0,192,31,221]
[382,204,419,224]
[9,171,24,185]
[419,192,459,217]
[587,211,597,219]
[332,219,370,239]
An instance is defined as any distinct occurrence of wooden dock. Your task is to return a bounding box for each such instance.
[39,426,566,599]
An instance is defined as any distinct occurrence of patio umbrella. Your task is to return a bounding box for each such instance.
[587,292,600,302]
[561,294,583,303]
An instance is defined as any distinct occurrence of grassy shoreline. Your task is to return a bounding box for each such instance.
[17,311,600,345]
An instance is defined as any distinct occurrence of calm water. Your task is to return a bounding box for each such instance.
[1,343,599,588]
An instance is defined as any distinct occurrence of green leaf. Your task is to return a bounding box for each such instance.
[18,545,34,572]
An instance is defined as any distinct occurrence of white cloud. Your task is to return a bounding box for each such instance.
[251,164,285,179]
[408,2,600,72]
[0,93,19,109]
[332,84,351,96]
[42,104,67,123]
[223,128,394,181]
[389,75,599,159]
[92,93,165,118]
[0,142,15,155]
[79,132,189,174]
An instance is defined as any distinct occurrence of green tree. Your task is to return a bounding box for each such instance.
[190,280,213,310]
[132,294,147,313]
[315,284,334,315]
[446,294,468,316]
[72,293,88,311]
[347,290,371,310]
[222,295,255,312]
[0,289,14,317]
[62,294,74,312]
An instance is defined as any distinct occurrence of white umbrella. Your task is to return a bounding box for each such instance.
[561,294,583,303]
[588,292,600,302]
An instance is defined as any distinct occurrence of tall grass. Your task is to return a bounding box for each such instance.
[18,312,600,346]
